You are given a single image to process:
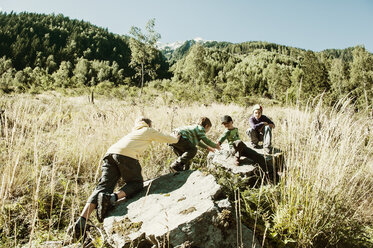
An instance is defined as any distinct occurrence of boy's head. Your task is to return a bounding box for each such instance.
[221,115,233,128]
[136,116,152,127]
[252,104,263,119]
[198,117,212,132]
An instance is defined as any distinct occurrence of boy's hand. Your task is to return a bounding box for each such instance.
[207,146,216,153]
[234,158,240,166]
[215,143,221,150]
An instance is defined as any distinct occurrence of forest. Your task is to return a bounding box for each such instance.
[0,12,372,111]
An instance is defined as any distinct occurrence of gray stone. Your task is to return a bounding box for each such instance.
[103,170,261,248]
[207,143,258,177]
[207,143,283,181]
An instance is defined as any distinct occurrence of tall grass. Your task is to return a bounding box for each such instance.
[0,93,372,247]
[242,98,373,247]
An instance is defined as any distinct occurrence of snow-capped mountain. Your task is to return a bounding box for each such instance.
[157,37,208,50]
[156,40,184,50]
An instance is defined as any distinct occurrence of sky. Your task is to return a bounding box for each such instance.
[1,0,372,52]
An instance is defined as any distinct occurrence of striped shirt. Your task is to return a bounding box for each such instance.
[175,125,217,149]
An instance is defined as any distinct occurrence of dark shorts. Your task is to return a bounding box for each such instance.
[169,136,198,165]
[87,153,144,205]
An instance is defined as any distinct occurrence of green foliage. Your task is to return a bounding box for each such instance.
[0,12,170,90]
[299,51,330,101]
[1,12,373,112]
[0,12,132,73]
[349,46,373,110]
[128,18,161,92]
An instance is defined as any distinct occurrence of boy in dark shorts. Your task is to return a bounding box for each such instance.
[70,117,179,241]
[169,117,220,171]
[217,115,268,168]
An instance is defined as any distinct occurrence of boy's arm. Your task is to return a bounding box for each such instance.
[200,135,218,148]
[197,141,208,149]
[218,130,229,145]
[263,115,275,127]
[197,142,216,153]
[249,116,264,131]
[148,128,178,144]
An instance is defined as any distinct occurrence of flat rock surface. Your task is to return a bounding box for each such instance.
[207,143,282,178]
[103,170,261,248]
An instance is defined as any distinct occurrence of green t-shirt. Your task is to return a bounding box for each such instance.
[218,128,240,147]
[175,124,217,149]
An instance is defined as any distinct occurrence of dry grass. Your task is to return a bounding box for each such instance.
[0,93,372,247]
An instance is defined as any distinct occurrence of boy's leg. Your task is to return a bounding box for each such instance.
[263,126,273,151]
[73,154,119,236]
[97,154,144,223]
[115,154,144,198]
[80,203,96,220]
[170,144,183,157]
[86,154,120,206]
[233,140,266,166]
[246,128,261,148]
[234,140,275,180]
[170,137,197,171]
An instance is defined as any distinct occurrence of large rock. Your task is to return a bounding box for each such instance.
[103,170,261,248]
[207,143,283,184]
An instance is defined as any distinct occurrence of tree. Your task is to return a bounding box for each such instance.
[300,51,330,102]
[264,62,292,102]
[73,57,89,86]
[328,58,349,103]
[349,46,373,110]
[180,44,208,86]
[52,61,73,88]
[128,18,161,96]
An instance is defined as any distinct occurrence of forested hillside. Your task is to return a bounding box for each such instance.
[0,12,169,90]
[0,12,372,111]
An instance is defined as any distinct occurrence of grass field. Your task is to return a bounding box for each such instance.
[0,93,372,247]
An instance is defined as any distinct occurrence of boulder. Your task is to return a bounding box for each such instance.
[103,170,261,248]
[207,143,283,183]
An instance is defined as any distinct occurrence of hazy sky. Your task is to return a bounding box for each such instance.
[1,0,372,52]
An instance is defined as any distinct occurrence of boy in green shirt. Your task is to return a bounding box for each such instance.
[217,115,240,150]
[170,117,220,171]
[218,115,268,168]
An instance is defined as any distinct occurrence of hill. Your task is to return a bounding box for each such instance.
[0,12,170,88]
[0,12,131,72]
[0,12,372,111]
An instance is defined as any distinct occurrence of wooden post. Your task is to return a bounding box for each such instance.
[88,89,94,104]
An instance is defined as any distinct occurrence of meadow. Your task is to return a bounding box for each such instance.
[0,93,372,247]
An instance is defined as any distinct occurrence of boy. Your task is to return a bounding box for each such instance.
[217,115,239,152]
[218,115,268,168]
[70,117,179,241]
[169,117,220,171]
[246,104,275,153]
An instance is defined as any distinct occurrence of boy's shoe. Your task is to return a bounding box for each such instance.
[251,143,262,149]
[264,147,273,154]
[170,162,184,172]
[68,217,89,241]
[97,193,114,223]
